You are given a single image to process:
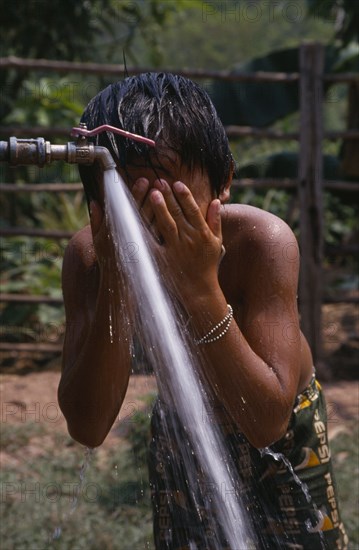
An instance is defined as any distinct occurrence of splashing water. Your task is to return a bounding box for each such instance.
[260,447,312,503]
[103,168,255,549]
[260,447,327,549]
[51,447,95,541]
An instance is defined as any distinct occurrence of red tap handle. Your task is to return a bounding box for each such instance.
[71,124,155,147]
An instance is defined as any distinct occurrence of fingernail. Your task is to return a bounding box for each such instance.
[173,181,185,193]
[134,178,149,190]
[151,190,163,204]
[155,179,166,190]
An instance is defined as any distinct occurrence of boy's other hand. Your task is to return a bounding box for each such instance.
[132,177,155,230]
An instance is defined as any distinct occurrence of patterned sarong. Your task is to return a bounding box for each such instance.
[148,376,348,549]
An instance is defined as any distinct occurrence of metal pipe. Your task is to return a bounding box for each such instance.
[0,124,155,171]
[0,136,116,171]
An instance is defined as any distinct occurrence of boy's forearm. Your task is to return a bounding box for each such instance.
[58,276,132,447]
[185,288,298,448]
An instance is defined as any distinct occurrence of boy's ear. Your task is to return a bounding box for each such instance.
[218,160,234,203]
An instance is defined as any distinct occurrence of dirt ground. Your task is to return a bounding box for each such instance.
[0,372,157,466]
[0,369,358,468]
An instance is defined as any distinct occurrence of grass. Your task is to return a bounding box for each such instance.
[0,421,154,550]
[1,406,358,549]
[330,422,359,548]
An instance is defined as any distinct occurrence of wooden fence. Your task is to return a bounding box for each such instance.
[1,43,358,364]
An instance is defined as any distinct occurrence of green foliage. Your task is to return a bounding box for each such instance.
[234,147,358,264]
[0,0,193,122]
[125,393,157,466]
[0,234,65,334]
[144,0,335,70]
[33,191,88,231]
[0,0,109,121]
[0,0,115,60]
[1,409,357,548]
[307,0,359,46]
[2,78,84,129]
[330,421,359,546]
[0,190,88,337]
[1,421,48,453]
[0,403,155,549]
[323,192,359,248]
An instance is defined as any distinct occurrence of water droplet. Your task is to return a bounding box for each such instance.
[52,527,62,540]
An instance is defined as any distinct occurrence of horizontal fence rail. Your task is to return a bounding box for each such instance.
[0,293,63,304]
[1,180,359,193]
[1,56,358,83]
[2,126,359,141]
[0,183,83,193]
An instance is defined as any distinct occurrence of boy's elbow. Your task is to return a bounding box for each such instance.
[66,422,106,449]
[58,392,109,449]
[247,421,289,449]
[61,404,109,448]
[239,406,292,450]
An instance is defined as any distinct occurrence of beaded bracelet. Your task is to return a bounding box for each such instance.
[195,304,233,345]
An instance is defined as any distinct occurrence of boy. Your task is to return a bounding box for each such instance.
[58,73,347,549]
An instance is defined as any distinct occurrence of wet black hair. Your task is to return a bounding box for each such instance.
[78,72,233,205]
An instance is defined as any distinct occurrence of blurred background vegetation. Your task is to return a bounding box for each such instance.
[0,0,358,359]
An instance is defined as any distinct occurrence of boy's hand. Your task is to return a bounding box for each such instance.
[131,177,155,230]
[148,179,223,301]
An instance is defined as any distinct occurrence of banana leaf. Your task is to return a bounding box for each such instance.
[208,45,338,127]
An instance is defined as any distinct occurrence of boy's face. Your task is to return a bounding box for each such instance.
[119,148,215,220]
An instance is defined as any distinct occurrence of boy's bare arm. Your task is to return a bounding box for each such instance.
[188,230,302,447]
[58,220,132,448]
[148,184,306,448]
[220,212,304,444]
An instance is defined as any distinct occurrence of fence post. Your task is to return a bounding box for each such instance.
[298,43,325,366]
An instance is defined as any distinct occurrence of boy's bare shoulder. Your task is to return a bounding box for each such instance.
[222,203,299,265]
[63,225,96,272]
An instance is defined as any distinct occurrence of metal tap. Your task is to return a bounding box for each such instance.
[0,124,155,171]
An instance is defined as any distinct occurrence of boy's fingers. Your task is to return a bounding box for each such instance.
[150,190,178,242]
[206,199,222,239]
[132,178,149,207]
[153,179,204,232]
[153,179,185,225]
[131,178,156,227]
[172,181,206,230]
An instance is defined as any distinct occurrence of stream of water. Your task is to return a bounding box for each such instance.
[103,167,255,549]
